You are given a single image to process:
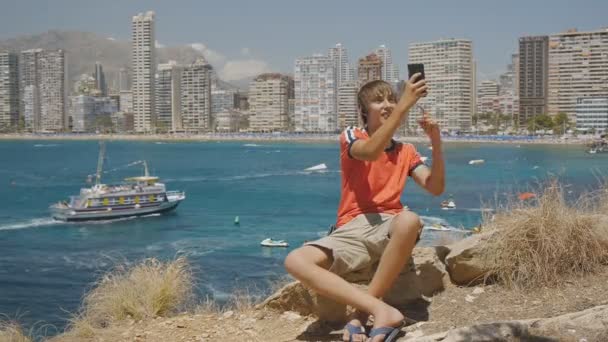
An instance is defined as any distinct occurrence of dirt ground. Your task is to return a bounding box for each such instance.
[48,266,608,342]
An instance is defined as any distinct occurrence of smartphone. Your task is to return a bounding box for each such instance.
[407,63,425,81]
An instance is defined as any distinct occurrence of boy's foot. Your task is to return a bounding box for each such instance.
[342,318,367,342]
[368,306,404,342]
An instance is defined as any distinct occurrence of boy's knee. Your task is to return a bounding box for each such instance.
[391,211,423,238]
[284,249,303,275]
[284,246,332,277]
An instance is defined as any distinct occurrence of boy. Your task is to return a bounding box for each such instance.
[284,74,445,342]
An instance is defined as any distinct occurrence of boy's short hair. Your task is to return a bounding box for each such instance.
[357,80,397,126]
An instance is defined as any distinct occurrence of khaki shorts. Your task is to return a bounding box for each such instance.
[305,213,396,276]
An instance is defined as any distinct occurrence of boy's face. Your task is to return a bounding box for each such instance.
[365,93,397,132]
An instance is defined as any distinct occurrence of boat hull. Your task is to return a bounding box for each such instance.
[50,199,183,222]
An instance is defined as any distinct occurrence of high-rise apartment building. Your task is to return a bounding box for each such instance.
[357,53,383,85]
[70,95,118,132]
[548,28,608,121]
[409,39,474,131]
[180,58,212,132]
[19,49,66,132]
[575,97,608,133]
[94,62,107,96]
[518,36,548,126]
[118,68,129,91]
[248,73,292,132]
[155,61,182,132]
[337,81,358,130]
[477,80,499,114]
[0,52,19,131]
[132,11,156,133]
[328,43,354,87]
[294,55,337,132]
[375,45,400,83]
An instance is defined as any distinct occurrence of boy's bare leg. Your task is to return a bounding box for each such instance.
[365,211,422,341]
[284,246,403,342]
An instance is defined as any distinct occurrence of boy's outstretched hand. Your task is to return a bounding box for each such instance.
[398,73,428,109]
[418,109,441,141]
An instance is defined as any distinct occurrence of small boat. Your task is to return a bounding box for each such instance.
[588,149,597,154]
[518,192,536,201]
[304,163,328,172]
[260,238,289,247]
[426,223,451,231]
[468,159,485,165]
[441,198,456,209]
[234,216,240,225]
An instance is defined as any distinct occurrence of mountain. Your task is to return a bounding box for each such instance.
[0,30,211,91]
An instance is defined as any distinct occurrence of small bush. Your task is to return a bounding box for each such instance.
[69,257,193,333]
[0,320,32,342]
[480,180,608,288]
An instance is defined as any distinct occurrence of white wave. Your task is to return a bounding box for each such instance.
[243,143,261,147]
[84,213,162,225]
[167,169,339,183]
[0,218,61,231]
[33,144,59,147]
[462,208,494,212]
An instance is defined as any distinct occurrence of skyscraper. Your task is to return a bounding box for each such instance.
[132,11,156,133]
[155,61,182,132]
[94,62,107,96]
[294,54,337,132]
[518,35,548,126]
[337,81,358,130]
[19,49,66,132]
[477,80,499,115]
[248,73,292,132]
[0,52,19,131]
[357,53,383,85]
[328,43,354,87]
[118,68,129,91]
[409,39,474,131]
[375,45,400,83]
[548,28,608,121]
[180,58,212,132]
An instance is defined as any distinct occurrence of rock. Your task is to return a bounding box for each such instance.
[281,311,303,321]
[262,247,448,320]
[464,295,476,303]
[222,310,234,319]
[444,232,493,286]
[404,305,608,342]
[471,287,485,295]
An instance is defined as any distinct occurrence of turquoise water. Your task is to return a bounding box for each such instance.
[0,140,606,332]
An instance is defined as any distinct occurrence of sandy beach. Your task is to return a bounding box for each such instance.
[0,132,592,145]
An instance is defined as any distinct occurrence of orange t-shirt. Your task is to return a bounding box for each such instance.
[336,127,424,227]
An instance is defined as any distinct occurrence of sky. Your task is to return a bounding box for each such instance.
[0,0,606,81]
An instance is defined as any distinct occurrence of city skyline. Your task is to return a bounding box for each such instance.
[0,0,606,82]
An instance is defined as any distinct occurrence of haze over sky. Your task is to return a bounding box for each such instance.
[0,0,606,81]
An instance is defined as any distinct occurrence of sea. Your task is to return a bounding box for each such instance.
[0,139,606,333]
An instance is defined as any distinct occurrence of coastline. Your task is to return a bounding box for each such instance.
[0,133,591,145]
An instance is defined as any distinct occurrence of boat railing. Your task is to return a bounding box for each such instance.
[166,190,184,196]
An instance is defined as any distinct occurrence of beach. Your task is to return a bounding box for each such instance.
[0,132,591,145]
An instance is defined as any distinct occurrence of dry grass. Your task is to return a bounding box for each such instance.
[480,180,608,289]
[66,257,193,336]
[0,320,32,342]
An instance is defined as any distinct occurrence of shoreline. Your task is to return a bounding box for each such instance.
[0,133,592,145]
